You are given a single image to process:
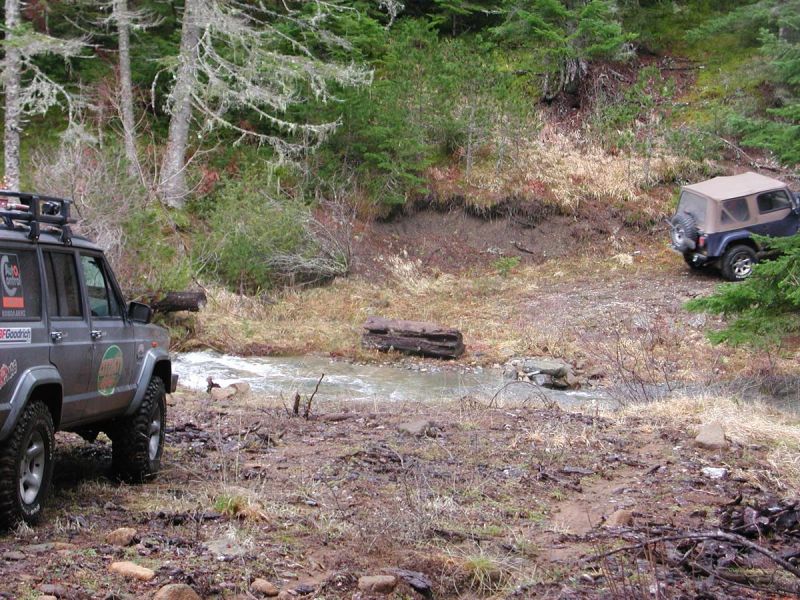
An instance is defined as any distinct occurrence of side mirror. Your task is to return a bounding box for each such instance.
[128,301,153,324]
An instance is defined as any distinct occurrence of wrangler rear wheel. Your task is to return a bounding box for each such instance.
[721,245,757,281]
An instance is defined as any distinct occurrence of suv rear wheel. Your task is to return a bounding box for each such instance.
[108,376,166,482]
[0,401,55,528]
[721,245,757,281]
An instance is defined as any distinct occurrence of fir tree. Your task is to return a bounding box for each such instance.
[686,234,800,347]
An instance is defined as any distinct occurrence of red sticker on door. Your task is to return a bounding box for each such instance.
[1,254,25,317]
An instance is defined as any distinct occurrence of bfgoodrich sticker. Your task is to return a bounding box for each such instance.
[97,345,124,396]
[0,328,31,343]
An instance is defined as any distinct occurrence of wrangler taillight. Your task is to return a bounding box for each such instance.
[698,236,706,248]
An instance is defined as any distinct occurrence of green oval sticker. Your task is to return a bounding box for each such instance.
[97,345,123,396]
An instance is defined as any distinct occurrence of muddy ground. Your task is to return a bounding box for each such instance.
[0,388,798,599]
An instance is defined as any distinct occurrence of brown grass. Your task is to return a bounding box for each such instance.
[620,393,800,492]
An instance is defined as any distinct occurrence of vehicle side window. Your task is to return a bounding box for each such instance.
[81,255,122,318]
[720,197,750,224]
[0,248,41,321]
[43,252,83,317]
[757,190,791,213]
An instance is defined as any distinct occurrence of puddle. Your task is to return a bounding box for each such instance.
[172,351,610,408]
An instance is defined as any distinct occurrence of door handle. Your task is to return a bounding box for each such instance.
[50,331,64,342]
[91,330,105,340]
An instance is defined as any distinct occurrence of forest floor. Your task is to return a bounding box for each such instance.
[0,389,798,599]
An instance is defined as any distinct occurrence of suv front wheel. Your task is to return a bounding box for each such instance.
[0,401,55,527]
[721,245,757,281]
[109,377,166,482]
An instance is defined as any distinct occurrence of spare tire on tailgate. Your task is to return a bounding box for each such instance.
[670,213,699,252]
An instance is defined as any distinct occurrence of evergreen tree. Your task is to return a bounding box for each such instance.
[493,0,632,99]
[686,234,800,347]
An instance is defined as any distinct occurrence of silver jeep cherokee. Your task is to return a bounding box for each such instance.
[0,192,177,527]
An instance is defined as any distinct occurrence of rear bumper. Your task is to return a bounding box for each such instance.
[170,374,178,393]
[685,252,714,266]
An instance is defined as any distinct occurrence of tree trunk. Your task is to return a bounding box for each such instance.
[159,0,201,208]
[149,290,207,313]
[3,0,22,191]
[114,0,138,177]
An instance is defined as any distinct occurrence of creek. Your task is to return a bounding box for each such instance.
[172,351,610,408]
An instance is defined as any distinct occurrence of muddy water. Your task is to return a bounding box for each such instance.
[172,351,610,408]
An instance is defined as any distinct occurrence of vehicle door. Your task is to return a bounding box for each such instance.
[750,190,798,237]
[0,245,47,412]
[42,249,94,426]
[80,253,136,418]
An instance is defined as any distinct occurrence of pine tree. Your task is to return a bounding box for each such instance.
[157,0,375,207]
[686,234,800,347]
[493,0,631,99]
[1,0,85,190]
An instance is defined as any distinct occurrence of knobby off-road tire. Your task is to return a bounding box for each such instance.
[721,245,757,281]
[670,213,699,252]
[0,401,55,528]
[109,377,166,482]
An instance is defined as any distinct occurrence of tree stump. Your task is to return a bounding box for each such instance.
[361,316,464,359]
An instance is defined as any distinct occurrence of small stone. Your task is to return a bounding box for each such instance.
[211,386,236,401]
[520,358,569,378]
[701,466,728,480]
[232,382,251,394]
[564,370,580,389]
[106,527,138,546]
[3,550,26,561]
[38,584,67,597]
[277,592,295,600]
[205,537,248,559]
[251,579,279,597]
[37,596,57,600]
[108,561,155,581]
[398,419,436,437]
[694,421,728,450]
[605,509,634,528]
[153,584,201,600]
[358,575,398,595]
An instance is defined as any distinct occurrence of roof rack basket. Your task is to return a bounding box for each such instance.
[0,191,75,245]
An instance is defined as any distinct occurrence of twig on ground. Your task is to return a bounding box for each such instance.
[586,529,800,580]
[304,373,325,419]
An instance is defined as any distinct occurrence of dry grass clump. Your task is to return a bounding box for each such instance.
[623,393,800,491]
[447,129,715,221]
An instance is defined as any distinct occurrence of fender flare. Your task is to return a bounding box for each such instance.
[717,231,758,255]
[125,348,172,417]
[0,366,62,441]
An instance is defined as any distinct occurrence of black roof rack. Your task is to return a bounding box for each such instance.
[0,191,75,245]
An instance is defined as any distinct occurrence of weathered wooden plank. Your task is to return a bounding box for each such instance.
[361,317,464,358]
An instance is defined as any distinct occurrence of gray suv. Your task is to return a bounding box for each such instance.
[0,192,176,527]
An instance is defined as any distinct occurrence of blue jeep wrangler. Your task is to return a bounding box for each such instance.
[669,172,800,280]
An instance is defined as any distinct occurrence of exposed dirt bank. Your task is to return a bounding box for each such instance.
[0,391,798,599]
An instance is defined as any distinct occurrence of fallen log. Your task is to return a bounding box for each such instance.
[361,316,464,359]
[149,290,207,314]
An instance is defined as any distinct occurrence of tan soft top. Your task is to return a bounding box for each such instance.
[683,172,786,201]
